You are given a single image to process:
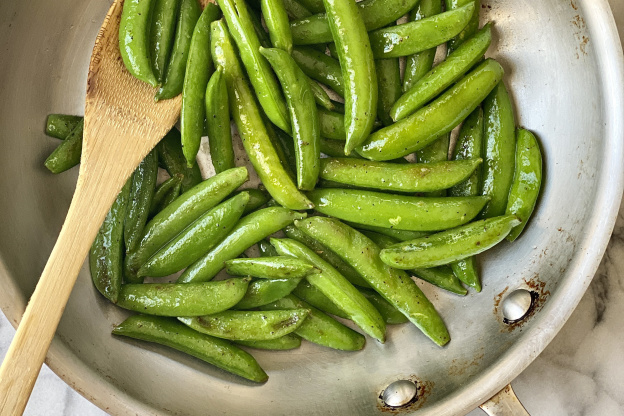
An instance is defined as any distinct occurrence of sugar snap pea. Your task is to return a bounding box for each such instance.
[308,79,334,111]
[283,0,313,19]
[205,68,235,174]
[181,4,220,167]
[445,0,480,53]
[505,128,543,241]
[116,278,250,316]
[119,0,158,87]
[258,239,279,257]
[241,188,270,213]
[125,167,248,280]
[291,47,344,97]
[358,288,408,325]
[376,56,402,126]
[357,58,503,161]
[380,215,521,269]
[261,0,293,53]
[138,192,249,277]
[248,7,272,48]
[45,114,82,140]
[150,0,181,82]
[89,180,131,303]
[44,119,83,173]
[261,295,365,350]
[237,334,301,350]
[392,24,492,121]
[234,277,303,309]
[309,188,489,231]
[271,238,386,342]
[157,128,203,192]
[179,309,310,340]
[156,0,202,100]
[260,47,321,190]
[298,0,324,13]
[450,256,480,292]
[225,256,319,279]
[368,3,475,59]
[403,0,441,92]
[324,0,377,154]
[320,137,363,158]
[319,157,482,193]
[178,207,307,283]
[318,108,345,140]
[295,217,450,346]
[150,174,184,216]
[113,315,268,383]
[290,0,421,45]
[124,149,159,257]
[291,280,349,319]
[481,82,516,219]
[414,134,450,197]
[344,222,429,241]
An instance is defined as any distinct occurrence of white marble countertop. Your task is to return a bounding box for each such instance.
[2,1,624,415]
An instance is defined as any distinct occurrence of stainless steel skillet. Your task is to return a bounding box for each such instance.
[0,0,622,414]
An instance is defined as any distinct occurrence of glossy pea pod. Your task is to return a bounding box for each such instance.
[234,277,303,309]
[261,295,365,350]
[291,47,344,97]
[124,167,249,280]
[323,0,377,154]
[320,137,363,158]
[211,20,313,209]
[414,134,450,197]
[309,188,489,231]
[205,68,235,174]
[261,0,293,53]
[45,114,82,140]
[260,47,321,190]
[181,4,221,167]
[403,0,441,92]
[44,119,83,173]
[291,280,349,319]
[156,0,202,100]
[119,0,158,87]
[358,288,408,325]
[345,222,429,241]
[505,128,543,241]
[271,238,387,342]
[266,121,298,175]
[89,181,131,303]
[149,173,184,216]
[258,239,279,257]
[445,0,480,53]
[376,55,402,127]
[283,0,313,18]
[116,278,250,316]
[308,80,334,111]
[149,0,181,82]
[368,3,475,59]
[113,315,268,383]
[241,188,270,213]
[357,58,504,161]
[248,7,272,48]
[178,207,307,283]
[138,192,249,277]
[295,217,450,346]
[157,128,203,192]
[225,256,319,279]
[179,309,310,341]
[318,108,346,140]
[289,0,421,45]
[297,0,324,13]
[380,215,521,269]
[237,334,301,350]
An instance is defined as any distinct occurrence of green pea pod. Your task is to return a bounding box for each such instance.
[369,3,475,59]
[481,82,516,219]
[344,222,429,241]
[150,0,181,82]
[282,0,313,19]
[414,134,450,197]
[117,278,250,316]
[265,121,298,176]
[292,280,349,319]
[124,150,159,257]
[505,128,543,241]
[319,157,482,193]
[225,256,319,279]
[179,309,309,340]
[156,0,202,100]
[326,42,338,59]
[283,225,369,288]
[260,47,321,190]
[291,47,344,97]
[112,315,268,383]
[445,0,480,53]
[272,238,386,342]
[258,239,279,257]
[179,207,307,283]
[242,188,270,213]
[318,108,345,140]
[308,79,335,111]
[380,215,521,269]
[237,334,301,350]
[298,0,324,13]
[392,24,492,121]
[125,167,249,280]
[358,288,408,325]
[295,217,450,346]
[181,4,221,167]
[261,295,365,350]
[44,119,83,173]
[234,277,303,309]
[261,0,293,53]
[248,7,272,48]
[323,0,377,154]
[205,68,235,174]
[319,137,360,158]
[89,180,131,303]
[119,0,158,86]
[45,114,82,140]
[310,188,488,231]
[157,128,203,192]
[218,0,291,132]
[403,0,441,92]
[357,59,503,161]
[450,256,480,292]
[376,57,402,127]
[211,20,313,209]
[149,173,184,216]
[290,0,421,45]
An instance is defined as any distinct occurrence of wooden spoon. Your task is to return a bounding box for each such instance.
[0,0,181,413]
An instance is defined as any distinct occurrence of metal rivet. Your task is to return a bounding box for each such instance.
[502,289,535,323]
[382,380,417,407]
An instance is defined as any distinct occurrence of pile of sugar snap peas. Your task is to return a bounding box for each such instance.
[41,0,543,383]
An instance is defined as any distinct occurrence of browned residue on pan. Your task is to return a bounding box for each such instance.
[570,0,578,10]
[377,376,434,414]
[494,275,550,332]
[448,350,485,377]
